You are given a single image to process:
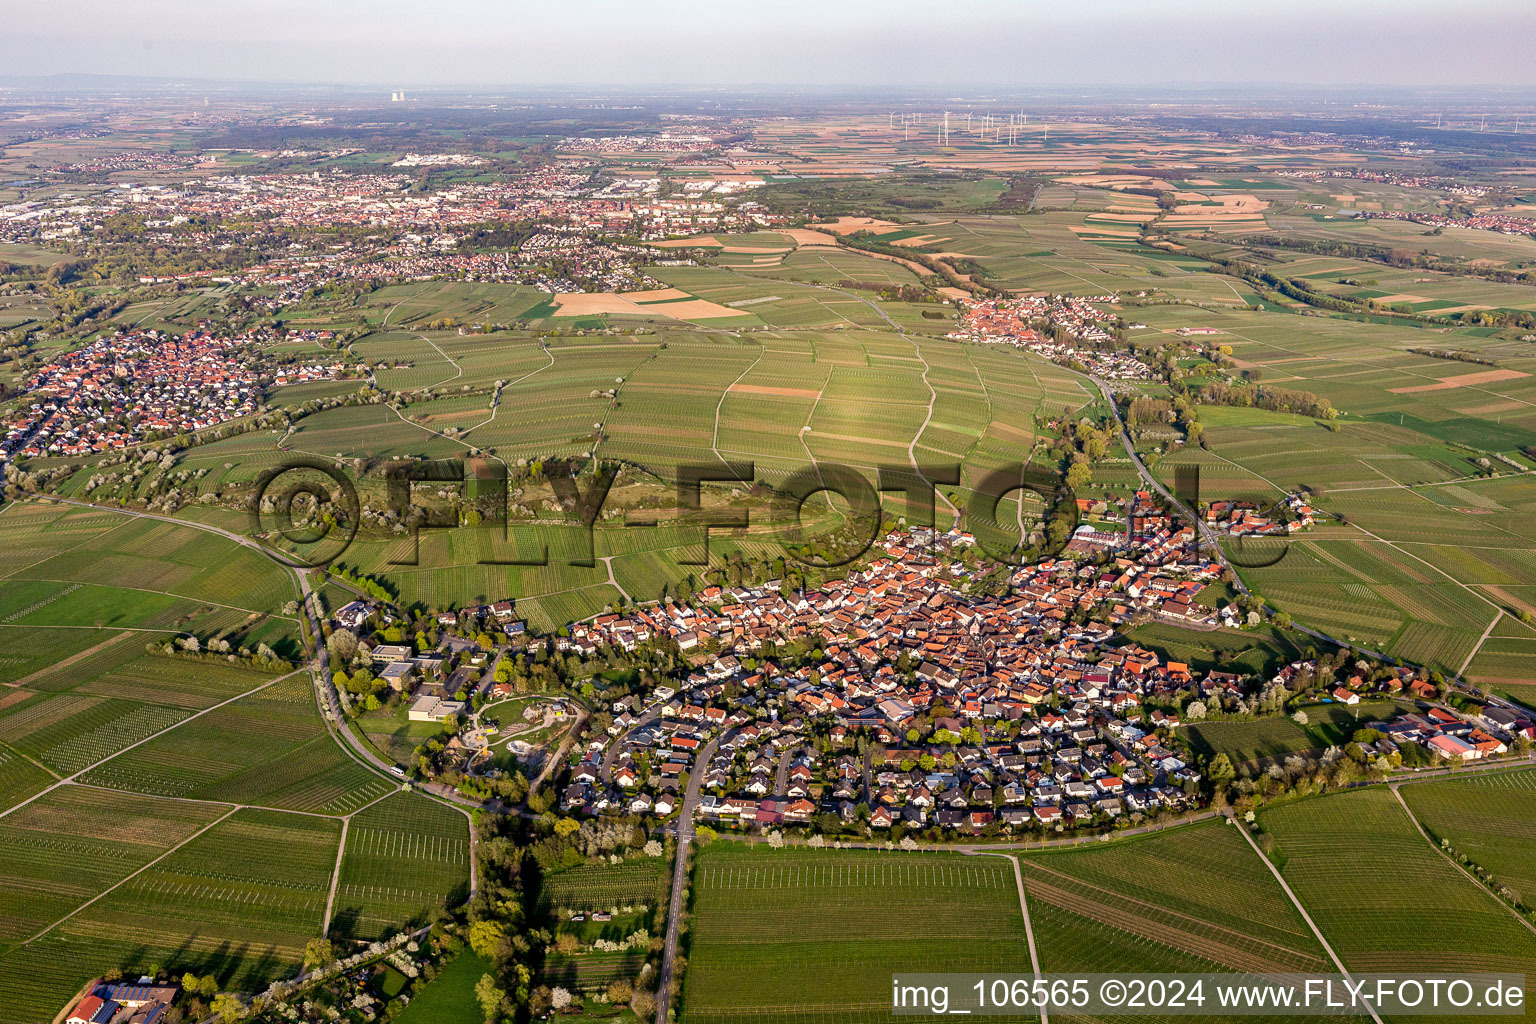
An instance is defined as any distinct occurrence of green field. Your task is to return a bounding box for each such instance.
[392,951,493,1024]
[78,672,395,813]
[682,844,1034,1023]
[1019,819,1341,1024]
[538,856,670,915]
[1400,768,1536,907]
[1186,699,1413,766]
[332,792,472,940]
[1261,788,1536,987]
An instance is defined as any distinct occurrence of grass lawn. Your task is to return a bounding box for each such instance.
[393,952,491,1024]
[1185,716,1314,765]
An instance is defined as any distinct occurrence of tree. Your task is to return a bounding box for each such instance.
[468,918,506,957]
[631,989,657,1020]
[303,937,335,971]
[475,974,506,1022]
[1291,710,1309,726]
[209,993,245,1022]
[554,816,580,837]
[551,986,573,1010]
[1207,752,1236,790]
[326,628,358,662]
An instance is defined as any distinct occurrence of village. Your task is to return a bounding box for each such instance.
[318,493,1536,846]
[3,325,344,460]
[0,166,780,254]
[1355,208,1536,236]
[947,295,1157,383]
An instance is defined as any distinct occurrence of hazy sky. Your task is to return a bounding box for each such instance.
[5,0,1535,89]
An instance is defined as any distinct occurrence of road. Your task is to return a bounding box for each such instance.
[655,732,721,1024]
[772,744,795,798]
[601,708,659,785]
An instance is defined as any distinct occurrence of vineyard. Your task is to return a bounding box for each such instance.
[0,787,234,1024]
[538,856,670,914]
[682,845,1035,1024]
[1019,820,1330,976]
[1400,768,1536,908]
[83,807,341,955]
[1261,788,1536,981]
[79,673,395,815]
[332,792,471,940]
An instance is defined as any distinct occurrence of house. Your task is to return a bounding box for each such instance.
[408,695,464,722]
[334,600,372,630]
[371,643,413,664]
[1427,734,1479,761]
[380,661,417,691]
[1331,687,1360,706]
[67,996,116,1024]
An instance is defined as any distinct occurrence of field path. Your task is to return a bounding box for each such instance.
[462,344,555,437]
[322,817,350,936]
[1229,815,1386,1024]
[972,851,1048,1024]
[598,555,632,604]
[906,337,961,529]
[712,341,764,465]
[714,267,963,527]
[1458,609,1504,678]
[1389,783,1536,939]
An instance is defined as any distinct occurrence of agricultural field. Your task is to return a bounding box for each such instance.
[0,503,297,615]
[682,844,1035,1024]
[1019,819,1342,1024]
[538,856,669,915]
[538,855,669,1005]
[1147,359,1536,675]
[331,792,472,940]
[1399,768,1536,907]
[1184,717,1318,766]
[0,787,243,1024]
[72,807,342,976]
[77,672,395,815]
[269,320,1090,616]
[1260,788,1536,989]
